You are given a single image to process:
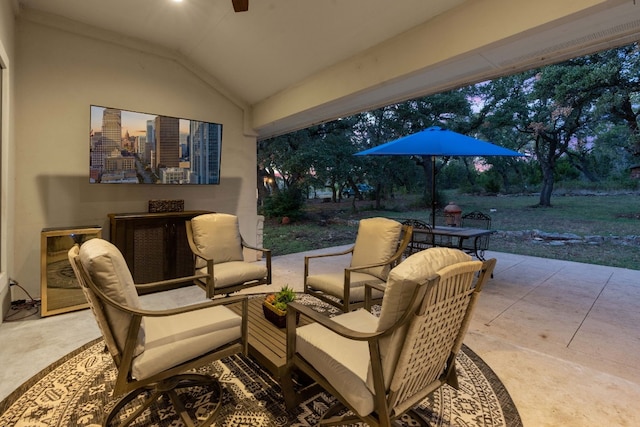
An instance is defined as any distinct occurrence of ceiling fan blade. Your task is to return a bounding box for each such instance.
[232,0,249,12]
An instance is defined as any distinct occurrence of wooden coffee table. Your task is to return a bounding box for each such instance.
[230,297,313,406]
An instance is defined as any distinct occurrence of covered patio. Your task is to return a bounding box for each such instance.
[1,248,639,425]
[2,1,640,424]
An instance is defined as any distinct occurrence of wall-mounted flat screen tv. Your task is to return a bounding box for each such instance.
[90,105,222,184]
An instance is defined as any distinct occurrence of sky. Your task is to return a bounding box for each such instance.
[90,105,190,137]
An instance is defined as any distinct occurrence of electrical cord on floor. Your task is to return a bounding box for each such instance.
[5,282,41,321]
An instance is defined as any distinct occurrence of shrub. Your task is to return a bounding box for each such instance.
[261,186,306,220]
[483,176,501,194]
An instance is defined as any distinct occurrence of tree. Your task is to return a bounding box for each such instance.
[257,127,322,212]
[483,59,614,206]
[589,44,640,161]
[258,118,368,209]
[525,53,636,205]
[309,118,361,203]
[259,42,640,210]
[353,89,475,208]
[526,101,582,206]
[467,75,532,193]
[350,108,405,208]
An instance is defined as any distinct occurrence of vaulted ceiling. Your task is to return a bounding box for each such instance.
[16,0,640,139]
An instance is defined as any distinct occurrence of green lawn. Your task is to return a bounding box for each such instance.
[263,192,640,270]
[389,193,640,236]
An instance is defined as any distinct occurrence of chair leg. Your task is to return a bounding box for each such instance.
[318,400,362,426]
[104,374,222,427]
[105,386,159,427]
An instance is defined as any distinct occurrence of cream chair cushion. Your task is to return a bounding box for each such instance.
[350,218,402,280]
[132,305,242,380]
[305,272,384,302]
[70,244,120,360]
[79,239,244,381]
[79,238,146,357]
[297,249,475,417]
[296,309,379,416]
[190,213,244,266]
[196,261,268,290]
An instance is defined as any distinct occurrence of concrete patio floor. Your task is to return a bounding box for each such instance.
[1,248,639,426]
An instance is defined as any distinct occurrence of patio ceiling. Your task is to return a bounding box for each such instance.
[16,0,640,139]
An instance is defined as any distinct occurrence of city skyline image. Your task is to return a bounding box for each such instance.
[90,105,222,184]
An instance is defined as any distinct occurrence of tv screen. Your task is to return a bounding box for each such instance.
[90,105,222,184]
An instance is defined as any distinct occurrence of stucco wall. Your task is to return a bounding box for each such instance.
[13,19,258,300]
[0,0,15,321]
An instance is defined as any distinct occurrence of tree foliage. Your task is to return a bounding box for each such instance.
[258,43,640,210]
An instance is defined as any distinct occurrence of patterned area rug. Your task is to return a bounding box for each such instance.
[0,295,522,426]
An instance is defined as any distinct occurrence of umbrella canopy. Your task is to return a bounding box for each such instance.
[355,126,524,157]
[355,126,525,226]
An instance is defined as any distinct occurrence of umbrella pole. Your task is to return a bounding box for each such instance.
[431,156,436,229]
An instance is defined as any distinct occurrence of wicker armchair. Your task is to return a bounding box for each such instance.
[304,217,412,312]
[186,213,272,299]
[286,247,496,426]
[68,238,248,427]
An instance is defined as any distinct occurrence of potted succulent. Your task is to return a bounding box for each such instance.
[263,285,298,328]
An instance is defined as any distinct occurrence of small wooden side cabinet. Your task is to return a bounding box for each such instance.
[108,211,211,291]
[41,225,102,317]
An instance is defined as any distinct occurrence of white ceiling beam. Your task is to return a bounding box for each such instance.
[252,0,636,139]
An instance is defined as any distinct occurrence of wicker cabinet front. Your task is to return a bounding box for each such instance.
[108,211,211,291]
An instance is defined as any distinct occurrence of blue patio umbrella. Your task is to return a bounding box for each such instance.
[355,126,525,227]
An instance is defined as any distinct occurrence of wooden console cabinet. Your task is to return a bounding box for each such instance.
[108,211,211,290]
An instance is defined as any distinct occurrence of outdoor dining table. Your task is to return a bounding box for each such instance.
[412,225,495,260]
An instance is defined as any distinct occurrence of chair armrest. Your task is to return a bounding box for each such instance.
[365,282,386,293]
[244,246,272,257]
[346,256,399,273]
[134,272,210,292]
[304,246,354,261]
[286,301,382,341]
[347,262,387,273]
[240,238,271,255]
[141,294,248,317]
[364,281,386,310]
[304,247,354,280]
[189,245,208,259]
[92,277,247,318]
